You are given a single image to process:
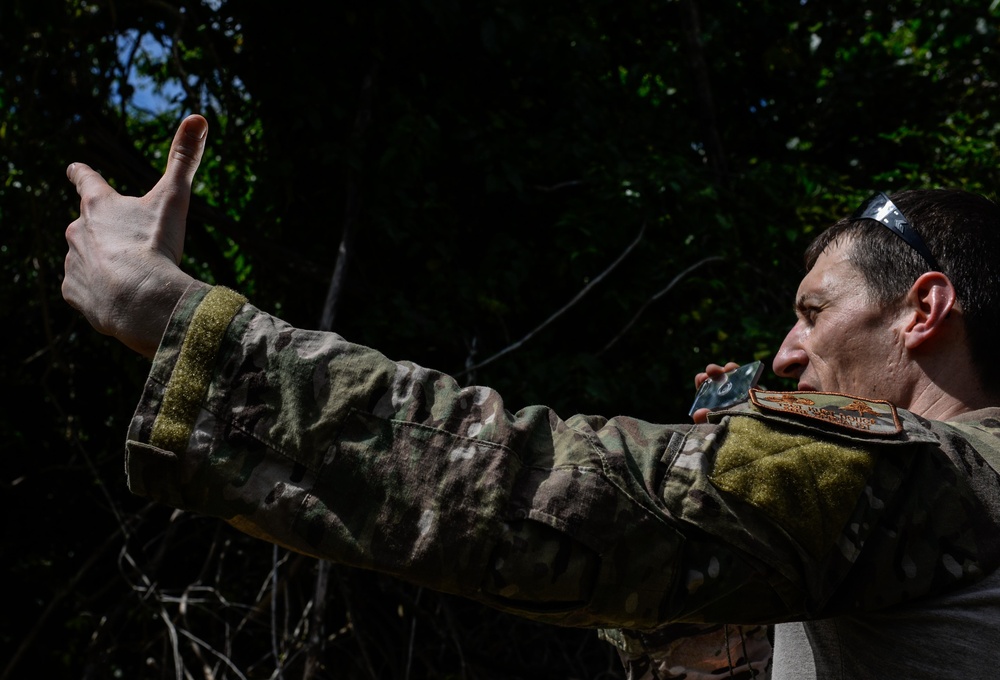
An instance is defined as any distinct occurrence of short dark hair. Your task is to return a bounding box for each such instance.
[805,189,1000,389]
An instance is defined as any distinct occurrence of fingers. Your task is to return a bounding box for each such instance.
[156,114,208,195]
[66,162,114,201]
[66,115,208,206]
[694,362,741,389]
[691,407,710,424]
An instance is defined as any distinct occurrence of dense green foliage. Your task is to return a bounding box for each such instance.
[3,0,1000,677]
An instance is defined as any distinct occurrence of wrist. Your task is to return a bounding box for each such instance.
[116,266,202,359]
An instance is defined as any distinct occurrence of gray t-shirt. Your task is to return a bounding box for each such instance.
[774,564,1000,679]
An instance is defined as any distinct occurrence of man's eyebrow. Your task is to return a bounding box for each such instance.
[794,293,821,314]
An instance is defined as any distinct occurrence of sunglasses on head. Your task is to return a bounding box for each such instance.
[852,192,941,272]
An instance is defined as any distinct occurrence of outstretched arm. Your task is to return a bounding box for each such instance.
[62,114,208,358]
[61,115,972,639]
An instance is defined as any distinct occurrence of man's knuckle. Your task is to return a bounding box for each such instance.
[171,144,200,165]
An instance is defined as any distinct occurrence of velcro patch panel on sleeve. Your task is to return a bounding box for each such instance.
[749,389,902,436]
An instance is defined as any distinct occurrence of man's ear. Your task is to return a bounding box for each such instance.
[903,271,959,350]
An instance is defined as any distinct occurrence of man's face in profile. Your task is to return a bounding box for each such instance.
[772,239,909,403]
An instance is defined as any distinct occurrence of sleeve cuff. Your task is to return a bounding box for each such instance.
[126,285,248,499]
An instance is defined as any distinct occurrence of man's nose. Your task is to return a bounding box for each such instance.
[772,324,808,379]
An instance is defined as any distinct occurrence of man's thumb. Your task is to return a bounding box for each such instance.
[158,114,208,193]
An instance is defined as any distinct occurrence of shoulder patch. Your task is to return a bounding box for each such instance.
[749,388,901,436]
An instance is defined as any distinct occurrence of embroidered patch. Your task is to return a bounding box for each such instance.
[749,388,902,436]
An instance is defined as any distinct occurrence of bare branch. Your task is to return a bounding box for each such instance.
[271,544,286,680]
[158,609,185,680]
[457,223,647,377]
[534,180,587,192]
[302,561,331,679]
[404,587,424,680]
[320,61,378,333]
[176,627,250,680]
[598,255,723,355]
[331,568,379,679]
[679,0,728,188]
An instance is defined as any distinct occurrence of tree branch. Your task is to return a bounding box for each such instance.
[679,0,729,189]
[598,255,723,355]
[319,61,378,333]
[456,223,646,378]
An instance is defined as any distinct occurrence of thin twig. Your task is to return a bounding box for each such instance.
[457,222,646,377]
[598,255,723,355]
[404,587,424,680]
[534,179,586,192]
[331,568,378,679]
[679,0,728,189]
[436,596,468,680]
[302,561,331,679]
[176,627,250,680]
[320,60,378,332]
[158,609,185,680]
[271,544,285,679]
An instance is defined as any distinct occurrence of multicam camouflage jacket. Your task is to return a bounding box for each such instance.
[126,286,1000,677]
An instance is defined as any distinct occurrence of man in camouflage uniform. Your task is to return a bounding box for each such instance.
[62,115,1000,679]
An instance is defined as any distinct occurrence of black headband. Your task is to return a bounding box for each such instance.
[852,192,941,272]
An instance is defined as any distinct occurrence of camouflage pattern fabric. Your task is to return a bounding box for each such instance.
[600,623,772,678]
[125,286,1000,675]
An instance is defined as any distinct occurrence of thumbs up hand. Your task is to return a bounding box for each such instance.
[63,115,208,358]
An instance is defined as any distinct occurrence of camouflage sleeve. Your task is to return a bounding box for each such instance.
[124,285,1000,633]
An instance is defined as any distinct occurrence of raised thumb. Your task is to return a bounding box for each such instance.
[150,115,208,263]
[157,114,208,196]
